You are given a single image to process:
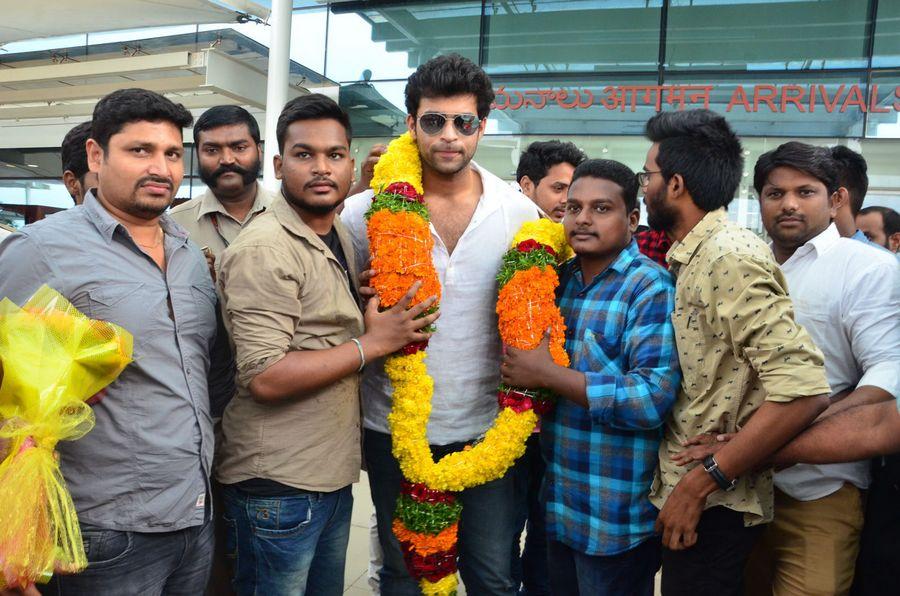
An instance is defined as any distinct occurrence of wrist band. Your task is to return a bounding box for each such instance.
[703,455,737,492]
[350,338,365,373]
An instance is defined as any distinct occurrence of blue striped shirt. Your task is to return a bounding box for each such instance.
[542,239,681,556]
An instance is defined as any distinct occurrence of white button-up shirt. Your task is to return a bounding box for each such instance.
[341,162,540,445]
[775,223,900,500]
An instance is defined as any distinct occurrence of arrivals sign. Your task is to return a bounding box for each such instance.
[492,84,900,114]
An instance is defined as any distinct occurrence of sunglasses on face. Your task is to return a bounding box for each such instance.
[417,112,482,136]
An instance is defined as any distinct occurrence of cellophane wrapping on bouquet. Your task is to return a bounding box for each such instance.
[0,285,133,589]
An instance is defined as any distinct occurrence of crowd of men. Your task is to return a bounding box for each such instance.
[1,53,898,596]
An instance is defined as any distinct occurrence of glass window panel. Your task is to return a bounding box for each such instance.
[661,73,867,137]
[486,75,663,135]
[326,1,481,82]
[865,74,900,138]
[873,1,900,68]
[0,149,63,179]
[666,0,870,71]
[340,80,409,137]
[287,9,329,76]
[483,0,662,74]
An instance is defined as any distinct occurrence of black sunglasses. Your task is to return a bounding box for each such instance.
[417,112,482,136]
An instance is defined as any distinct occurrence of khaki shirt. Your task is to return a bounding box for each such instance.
[650,209,830,525]
[169,185,272,258]
[215,194,364,491]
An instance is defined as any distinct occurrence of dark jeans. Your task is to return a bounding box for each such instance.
[851,454,900,596]
[41,520,213,596]
[364,429,522,596]
[547,536,660,596]
[660,506,765,596]
[221,484,352,596]
[511,433,550,596]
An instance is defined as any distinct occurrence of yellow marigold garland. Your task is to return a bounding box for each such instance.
[368,132,571,596]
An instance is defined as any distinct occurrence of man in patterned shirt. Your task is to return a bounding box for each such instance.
[501,159,680,594]
[640,109,831,596]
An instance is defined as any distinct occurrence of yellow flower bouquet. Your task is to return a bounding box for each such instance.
[0,285,133,589]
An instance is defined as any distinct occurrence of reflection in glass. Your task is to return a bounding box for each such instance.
[864,75,900,138]
[327,1,481,82]
[483,0,662,74]
[667,0,870,71]
[873,0,900,68]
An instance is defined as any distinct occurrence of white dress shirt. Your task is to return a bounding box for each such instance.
[341,162,540,445]
[775,223,900,501]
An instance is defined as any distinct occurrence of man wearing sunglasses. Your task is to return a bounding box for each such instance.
[341,54,540,596]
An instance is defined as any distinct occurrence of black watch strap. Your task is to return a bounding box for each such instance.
[703,455,737,492]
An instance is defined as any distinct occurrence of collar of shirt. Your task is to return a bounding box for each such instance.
[570,239,640,290]
[196,184,268,223]
[779,223,840,266]
[270,190,352,262]
[83,190,189,246]
[465,161,506,223]
[666,208,728,269]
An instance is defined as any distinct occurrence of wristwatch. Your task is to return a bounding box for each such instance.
[703,455,737,492]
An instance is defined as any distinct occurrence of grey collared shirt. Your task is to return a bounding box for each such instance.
[0,192,232,532]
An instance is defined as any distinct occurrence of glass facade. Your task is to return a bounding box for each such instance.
[2,0,899,230]
[320,0,899,141]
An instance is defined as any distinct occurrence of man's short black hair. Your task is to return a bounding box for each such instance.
[61,121,92,180]
[276,93,352,154]
[830,145,869,215]
[859,205,900,237]
[405,53,494,119]
[571,158,639,212]
[516,141,587,186]
[193,105,261,146]
[645,109,744,212]
[91,88,193,151]
[753,141,838,197]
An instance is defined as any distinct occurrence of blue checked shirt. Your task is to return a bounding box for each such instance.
[542,239,681,556]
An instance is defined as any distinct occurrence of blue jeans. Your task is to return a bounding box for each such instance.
[364,429,522,596]
[41,521,213,595]
[547,536,660,596]
[511,433,550,596]
[221,484,352,596]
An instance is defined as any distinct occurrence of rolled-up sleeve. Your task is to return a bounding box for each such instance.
[587,278,681,430]
[704,252,831,402]
[219,243,303,388]
[845,259,900,399]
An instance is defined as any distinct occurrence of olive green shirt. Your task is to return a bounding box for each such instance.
[650,209,830,525]
[169,185,272,259]
[215,194,364,491]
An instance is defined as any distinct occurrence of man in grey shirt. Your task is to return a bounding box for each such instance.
[0,88,231,595]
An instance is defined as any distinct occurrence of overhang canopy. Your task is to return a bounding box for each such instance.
[0,1,270,45]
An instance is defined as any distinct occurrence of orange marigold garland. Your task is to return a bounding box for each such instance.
[496,236,570,414]
[367,132,571,596]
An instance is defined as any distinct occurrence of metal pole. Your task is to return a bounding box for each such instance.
[262,0,292,191]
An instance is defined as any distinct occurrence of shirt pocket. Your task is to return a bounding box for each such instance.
[579,328,616,373]
[87,282,145,344]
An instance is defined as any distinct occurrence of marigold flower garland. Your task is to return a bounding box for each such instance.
[367,132,570,595]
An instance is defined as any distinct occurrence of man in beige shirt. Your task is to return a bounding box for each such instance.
[216,94,437,596]
[169,105,272,266]
[637,109,831,596]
